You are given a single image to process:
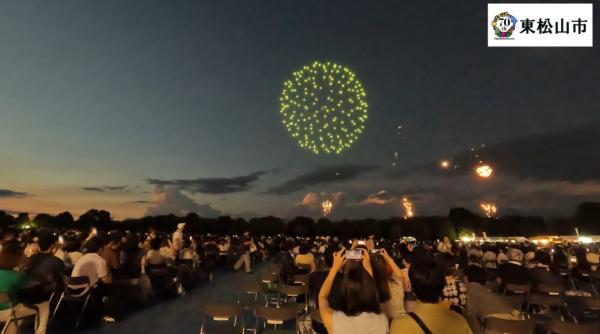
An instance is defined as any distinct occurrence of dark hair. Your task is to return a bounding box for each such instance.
[574,247,591,272]
[464,265,487,284]
[409,256,445,303]
[123,235,141,254]
[534,250,551,266]
[438,253,456,276]
[37,230,57,252]
[339,263,381,316]
[82,237,101,254]
[468,254,481,265]
[299,242,311,255]
[150,237,162,250]
[0,241,24,269]
[63,236,81,253]
[323,245,338,268]
[109,232,122,245]
[370,253,391,303]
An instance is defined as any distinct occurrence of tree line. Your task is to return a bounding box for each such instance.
[1,202,599,241]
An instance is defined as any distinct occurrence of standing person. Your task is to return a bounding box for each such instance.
[233,231,252,274]
[390,256,473,334]
[437,236,453,255]
[172,223,185,254]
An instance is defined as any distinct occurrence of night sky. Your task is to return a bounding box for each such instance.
[1,1,599,220]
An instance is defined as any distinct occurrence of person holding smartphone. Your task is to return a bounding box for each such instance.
[318,249,388,334]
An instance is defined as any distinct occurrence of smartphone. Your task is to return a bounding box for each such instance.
[357,240,366,246]
[59,235,64,244]
[346,249,364,260]
[370,249,384,254]
[92,228,98,235]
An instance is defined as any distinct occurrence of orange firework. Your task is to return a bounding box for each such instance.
[475,164,493,178]
[402,197,414,219]
[480,203,498,218]
[321,200,333,216]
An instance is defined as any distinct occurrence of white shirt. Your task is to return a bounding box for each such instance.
[72,253,108,286]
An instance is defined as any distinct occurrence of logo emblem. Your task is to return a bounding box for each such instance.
[492,12,517,39]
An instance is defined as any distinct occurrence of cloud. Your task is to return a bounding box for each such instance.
[0,189,29,198]
[267,165,378,195]
[130,200,154,204]
[147,171,267,194]
[81,185,131,193]
[282,191,344,217]
[145,185,224,217]
[358,190,393,205]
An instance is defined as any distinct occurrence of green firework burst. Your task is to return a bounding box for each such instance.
[279,61,368,154]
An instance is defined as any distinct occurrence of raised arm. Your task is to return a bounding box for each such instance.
[381,248,405,281]
[319,249,345,334]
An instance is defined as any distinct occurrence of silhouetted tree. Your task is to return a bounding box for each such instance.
[286,216,315,237]
[574,202,600,234]
[449,208,481,235]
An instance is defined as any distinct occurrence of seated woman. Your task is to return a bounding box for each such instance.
[295,242,317,273]
[371,249,406,319]
[0,241,50,334]
[318,249,388,334]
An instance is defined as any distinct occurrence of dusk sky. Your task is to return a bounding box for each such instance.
[1,1,599,220]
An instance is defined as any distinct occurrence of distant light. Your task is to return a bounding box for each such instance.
[579,236,593,244]
[440,160,450,169]
[476,164,493,178]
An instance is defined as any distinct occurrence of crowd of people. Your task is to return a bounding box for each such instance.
[0,224,272,333]
[0,223,598,333]
[276,235,599,333]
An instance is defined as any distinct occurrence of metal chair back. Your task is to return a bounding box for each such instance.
[484,317,535,334]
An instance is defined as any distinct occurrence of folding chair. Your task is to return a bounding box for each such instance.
[564,295,600,322]
[501,294,527,314]
[526,293,565,323]
[295,263,312,274]
[259,272,279,307]
[254,305,298,333]
[1,292,39,334]
[266,264,282,276]
[51,276,91,328]
[277,284,306,312]
[239,280,260,304]
[545,319,599,334]
[199,303,244,334]
[484,317,535,334]
[292,274,309,286]
[505,283,531,295]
